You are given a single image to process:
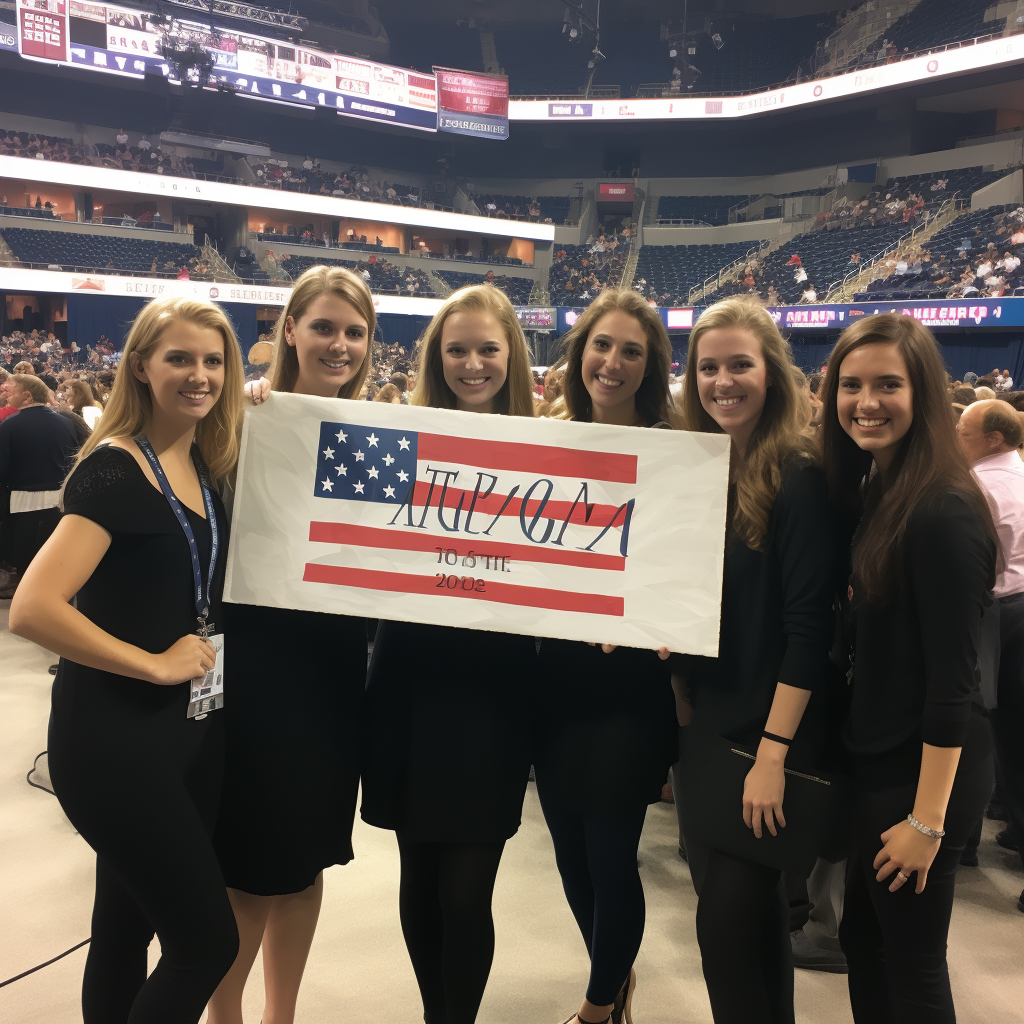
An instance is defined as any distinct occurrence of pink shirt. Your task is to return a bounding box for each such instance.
[972,449,1024,597]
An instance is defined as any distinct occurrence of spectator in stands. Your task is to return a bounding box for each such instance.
[389,372,410,403]
[62,378,103,429]
[801,284,818,303]
[0,373,79,597]
[372,383,402,404]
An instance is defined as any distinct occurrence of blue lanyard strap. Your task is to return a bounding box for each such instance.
[135,436,219,626]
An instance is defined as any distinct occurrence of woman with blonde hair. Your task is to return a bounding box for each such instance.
[533,289,675,1024]
[10,297,244,1022]
[675,296,840,1024]
[208,265,374,1024]
[361,285,538,1024]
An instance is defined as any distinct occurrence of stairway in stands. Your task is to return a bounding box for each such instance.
[827,197,968,301]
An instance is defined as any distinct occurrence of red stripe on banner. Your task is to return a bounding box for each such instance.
[418,433,638,484]
[406,481,625,527]
[308,522,626,571]
[302,563,625,616]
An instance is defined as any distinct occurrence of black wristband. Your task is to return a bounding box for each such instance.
[762,730,792,746]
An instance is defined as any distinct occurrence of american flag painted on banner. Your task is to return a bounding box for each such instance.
[225,393,731,655]
[304,420,639,616]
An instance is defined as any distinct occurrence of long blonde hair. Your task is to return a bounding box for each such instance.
[411,285,535,416]
[71,297,245,482]
[269,265,375,397]
[553,289,673,424]
[682,296,816,550]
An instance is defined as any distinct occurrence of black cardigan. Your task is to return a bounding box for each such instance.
[686,459,839,768]
[844,489,995,789]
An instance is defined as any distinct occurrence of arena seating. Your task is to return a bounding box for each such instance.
[474,194,572,224]
[854,203,1024,300]
[655,195,748,226]
[859,0,1005,61]
[0,128,92,165]
[434,270,534,304]
[757,223,905,303]
[549,241,628,306]
[421,252,526,267]
[827,166,1006,230]
[271,252,436,296]
[633,242,755,303]
[0,227,202,275]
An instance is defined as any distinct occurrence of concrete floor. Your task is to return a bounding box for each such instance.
[2,602,1023,1023]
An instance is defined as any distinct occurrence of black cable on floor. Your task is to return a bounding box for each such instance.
[0,938,91,988]
[26,750,55,796]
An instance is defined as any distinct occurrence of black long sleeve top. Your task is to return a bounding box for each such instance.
[844,490,995,789]
[0,405,78,493]
[686,459,839,767]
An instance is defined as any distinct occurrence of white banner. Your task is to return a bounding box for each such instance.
[225,394,731,655]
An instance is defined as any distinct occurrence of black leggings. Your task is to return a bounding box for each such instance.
[49,691,238,1024]
[396,835,506,1024]
[536,793,648,1007]
[683,836,794,1024]
[840,714,994,1024]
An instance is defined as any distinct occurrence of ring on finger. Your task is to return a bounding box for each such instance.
[896,871,908,882]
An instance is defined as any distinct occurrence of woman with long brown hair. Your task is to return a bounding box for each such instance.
[361,285,537,1024]
[64,377,105,428]
[208,265,375,1024]
[819,314,996,1023]
[534,289,675,1024]
[10,297,244,1022]
[675,296,839,1024]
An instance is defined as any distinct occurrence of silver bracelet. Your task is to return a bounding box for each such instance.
[907,813,945,839]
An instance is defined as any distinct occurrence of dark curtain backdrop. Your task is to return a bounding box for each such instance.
[377,313,431,350]
[66,294,147,348]
[220,302,259,357]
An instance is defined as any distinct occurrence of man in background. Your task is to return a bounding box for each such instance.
[959,400,1024,912]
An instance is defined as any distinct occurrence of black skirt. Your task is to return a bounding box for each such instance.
[213,603,366,895]
[533,638,677,814]
[360,619,537,844]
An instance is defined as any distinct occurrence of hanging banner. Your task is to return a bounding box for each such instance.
[434,65,509,140]
[225,394,730,655]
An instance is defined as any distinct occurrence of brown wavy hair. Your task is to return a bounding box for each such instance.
[269,264,375,398]
[681,296,817,550]
[819,313,996,604]
[552,289,674,425]
[411,285,535,416]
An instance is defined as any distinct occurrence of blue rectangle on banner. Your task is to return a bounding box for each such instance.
[548,102,593,117]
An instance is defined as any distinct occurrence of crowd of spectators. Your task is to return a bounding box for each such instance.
[549,226,632,305]
[473,194,570,224]
[433,270,534,305]
[0,129,92,167]
[856,203,1024,301]
[265,251,436,296]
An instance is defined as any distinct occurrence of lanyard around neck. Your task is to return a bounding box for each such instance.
[135,436,218,632]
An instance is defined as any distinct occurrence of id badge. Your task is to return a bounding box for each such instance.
[188,634,225,720]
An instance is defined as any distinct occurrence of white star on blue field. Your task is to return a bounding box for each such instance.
[315,422,418,504]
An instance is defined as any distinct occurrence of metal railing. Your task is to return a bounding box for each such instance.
[824,195,966,302]
[688,241,769,304]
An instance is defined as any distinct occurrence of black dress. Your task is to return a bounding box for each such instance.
[213,604,366,895]
[48,445,238,1022]
[534,639,676,813]
[361,619,537,844]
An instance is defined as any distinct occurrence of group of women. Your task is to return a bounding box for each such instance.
[9,263,997,1024]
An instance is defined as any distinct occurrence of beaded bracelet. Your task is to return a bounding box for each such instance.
[907,813,945,839]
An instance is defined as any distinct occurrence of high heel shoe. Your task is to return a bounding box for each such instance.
[611,968,636,1024]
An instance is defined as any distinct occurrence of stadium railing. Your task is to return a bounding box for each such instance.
[825,194,966,301]
[688,240,771,304]
[626,27,1017,100]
